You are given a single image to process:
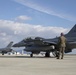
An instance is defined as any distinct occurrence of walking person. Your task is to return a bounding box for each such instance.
[57,33,66,59]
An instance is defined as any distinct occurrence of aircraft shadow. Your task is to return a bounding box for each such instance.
[0,55,55,58]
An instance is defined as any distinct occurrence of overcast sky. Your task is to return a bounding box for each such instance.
[0,0,76,53]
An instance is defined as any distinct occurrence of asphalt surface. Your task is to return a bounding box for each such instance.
[0,54,76,75]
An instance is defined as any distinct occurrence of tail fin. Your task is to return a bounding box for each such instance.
[6,41,13,48]
[65,24,76,37]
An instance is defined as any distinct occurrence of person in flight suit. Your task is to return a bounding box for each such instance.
[57,33,66,59]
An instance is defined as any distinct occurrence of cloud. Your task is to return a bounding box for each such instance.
[0,19,68,47]
[13,0,76,22]
[15,15,31,22]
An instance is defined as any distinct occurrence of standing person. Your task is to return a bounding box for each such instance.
[57,33,66,59]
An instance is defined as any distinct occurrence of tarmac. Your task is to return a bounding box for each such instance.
[0,54,76,75]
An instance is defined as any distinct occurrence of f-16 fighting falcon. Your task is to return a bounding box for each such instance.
[13,24,76,57]
[0,41,13,55]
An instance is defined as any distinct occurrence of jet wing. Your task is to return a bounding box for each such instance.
[25,37,57,46]
[24,39,57,46]
[13,37,57,47]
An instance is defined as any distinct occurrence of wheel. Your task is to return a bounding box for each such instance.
[45,52,50,57]
[30,53,33,57]
[2,52,4,55]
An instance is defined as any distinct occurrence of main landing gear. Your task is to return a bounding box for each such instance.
[2,51,4,55]
[45,52,50,57]
[30,53,33,57]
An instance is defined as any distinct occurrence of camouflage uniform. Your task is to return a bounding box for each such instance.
[57,33,66,59]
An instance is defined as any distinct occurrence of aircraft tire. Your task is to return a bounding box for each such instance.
[30,53,33,57]
[45,52,50,57]
[2,52,4,55]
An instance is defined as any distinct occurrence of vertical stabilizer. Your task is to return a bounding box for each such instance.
[65,24,76,37]
[6,41,13,48]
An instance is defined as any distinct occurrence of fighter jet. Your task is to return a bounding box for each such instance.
[0,41,13,55]
[13,24,76,57]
